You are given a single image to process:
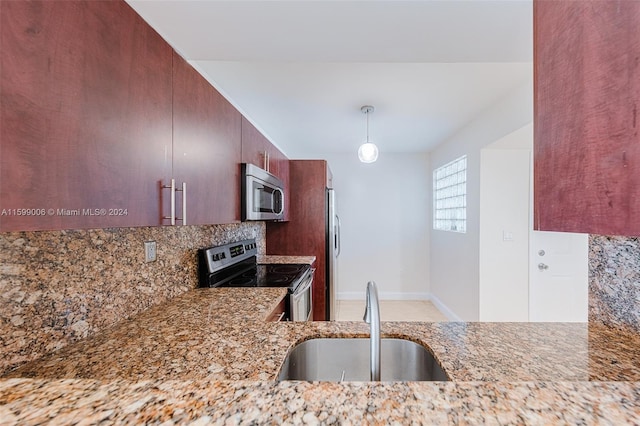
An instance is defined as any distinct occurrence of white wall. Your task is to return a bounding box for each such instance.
[429,80,533,321]
[323,152,430,301]
[479,124,532,321]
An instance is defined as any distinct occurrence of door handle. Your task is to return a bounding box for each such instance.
[162,178,176,225]
[336,215,341,257]
[162,179,186,226]
[176,181,186,226]
[538,263,549,271]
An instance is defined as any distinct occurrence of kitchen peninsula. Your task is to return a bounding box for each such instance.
[1,287,639,424]
[2,0,640,423]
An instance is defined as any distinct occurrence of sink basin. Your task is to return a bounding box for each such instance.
[277,338,449,382]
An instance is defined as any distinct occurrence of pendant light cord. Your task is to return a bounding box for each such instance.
[366,110,370,143]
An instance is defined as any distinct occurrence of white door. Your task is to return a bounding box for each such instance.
[529,231,588,322]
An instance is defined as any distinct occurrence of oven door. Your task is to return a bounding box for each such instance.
[290,269,314,321]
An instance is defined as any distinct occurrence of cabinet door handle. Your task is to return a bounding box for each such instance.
[183,182,187,226]
[163,180,186,226]
[177,182,187,226]
[162,178,176,226]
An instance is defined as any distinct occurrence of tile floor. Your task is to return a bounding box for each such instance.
[335,300,449,322]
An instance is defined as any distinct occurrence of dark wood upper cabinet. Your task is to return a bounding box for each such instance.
[241,116,288,177]
[172,53,242,225]
[241,117,271,171]
[534,0,640,235]
[241,117,290,221]
[0,0,246,231]
[0,0,172,231]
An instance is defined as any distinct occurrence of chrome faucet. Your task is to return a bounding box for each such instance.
[363,281,381,381]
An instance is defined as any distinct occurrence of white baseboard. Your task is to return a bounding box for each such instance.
[381,292,431,300]
[337,291,431,301]
[427,293,463,322]
[336,292,362,300]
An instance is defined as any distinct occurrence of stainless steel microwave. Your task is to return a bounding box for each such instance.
[241,163,285,221]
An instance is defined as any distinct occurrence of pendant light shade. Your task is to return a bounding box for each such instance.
[358,105,378,163]
[358,142,378,163]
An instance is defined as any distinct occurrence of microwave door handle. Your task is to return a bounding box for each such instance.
[273,187,284,215]
[271,188,276,213]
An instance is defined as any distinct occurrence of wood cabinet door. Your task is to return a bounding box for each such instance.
[534,0,640,235]
[241,116,290,220]
[241,117,270,170]
[0,0,172,231]
[172,53,242,225]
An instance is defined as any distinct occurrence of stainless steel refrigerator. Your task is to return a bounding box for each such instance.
[327,188,341,320]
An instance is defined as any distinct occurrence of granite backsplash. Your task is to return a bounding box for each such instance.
[589,235,640,333]
[2,228,637,375]
[0,223,265,375]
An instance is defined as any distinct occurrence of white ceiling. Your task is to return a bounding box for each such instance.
[127,0,533,158]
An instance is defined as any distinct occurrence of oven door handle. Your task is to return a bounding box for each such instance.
[294,268,314,298]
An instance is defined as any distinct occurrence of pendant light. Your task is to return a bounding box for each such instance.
[358,105,379,163]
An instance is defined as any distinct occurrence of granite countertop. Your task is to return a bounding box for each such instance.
[2,287,640,424]
[257,254,316,265]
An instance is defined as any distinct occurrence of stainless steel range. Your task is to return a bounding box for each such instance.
[197,238,313,321]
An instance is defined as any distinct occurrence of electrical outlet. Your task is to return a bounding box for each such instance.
[144,241,157,262]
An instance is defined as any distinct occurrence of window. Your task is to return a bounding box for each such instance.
[433,155,467,233]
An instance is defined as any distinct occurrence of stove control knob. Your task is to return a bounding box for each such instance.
[212,253,226,261]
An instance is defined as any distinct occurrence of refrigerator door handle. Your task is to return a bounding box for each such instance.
[335,215,341,257]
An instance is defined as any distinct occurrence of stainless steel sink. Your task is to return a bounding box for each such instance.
[277,338,449,382]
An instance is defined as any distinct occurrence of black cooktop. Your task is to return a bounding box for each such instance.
[198,253,310,291]
[198,239,311,292]
[223,264,310,288]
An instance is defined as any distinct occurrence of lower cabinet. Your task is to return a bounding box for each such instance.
[266,296,288,322]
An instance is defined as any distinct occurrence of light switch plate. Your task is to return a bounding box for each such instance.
[144,241,157,262]
[502,231,514,241]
